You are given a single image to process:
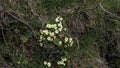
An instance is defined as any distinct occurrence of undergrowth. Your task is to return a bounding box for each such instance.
[0,0,120,68]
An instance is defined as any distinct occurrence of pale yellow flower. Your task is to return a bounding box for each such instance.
[43,30,49,35]
[53,24,57,27]
[54,27,57,29]
[62,57,67,61]
[39,36,43,42]
[50,32,55,37]
[58,28,62,32]
[60,25,63,29]
[60,17,63,21]
[55,16,60,22]
[58,23,63,31]
[17,61,21,64]
[57,61,61,65]
[63,63,66,66]
[70,41,74,46]
[40,30,43,34]
[57,61,65,66]
[64,28,67,31]
[46,24,57,29]
[64,37,68,42]
[40,35,43,39]
[55,30,59,34]
[58,22,62,27]
[55,16,63,22]
[44,61,47,65]
[47,37,51,41]
[47,37,53,41]
[53,36,56,39]
[69,38,73,42]
[40,43,43,47]
[59,61,64,65]
[46,24,51,28]
[47,62,51,67]
[58,41,62,45]
[51,24,57,29]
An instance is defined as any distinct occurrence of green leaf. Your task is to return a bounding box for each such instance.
[14,28,20,33]
[22,59,29,65]
[20,35,28,43]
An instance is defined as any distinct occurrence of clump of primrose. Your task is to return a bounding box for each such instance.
[39,16,74,67]
[57,57,67,66]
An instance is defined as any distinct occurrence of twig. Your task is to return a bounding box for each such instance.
[6,12,38,40]
[74,38,80,57]
[99,2,120,19]
[79,4,99,12]
[1,27,7,46]
[0,14,7,46]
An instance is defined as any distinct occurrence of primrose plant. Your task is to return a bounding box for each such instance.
[39,16,74,67]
